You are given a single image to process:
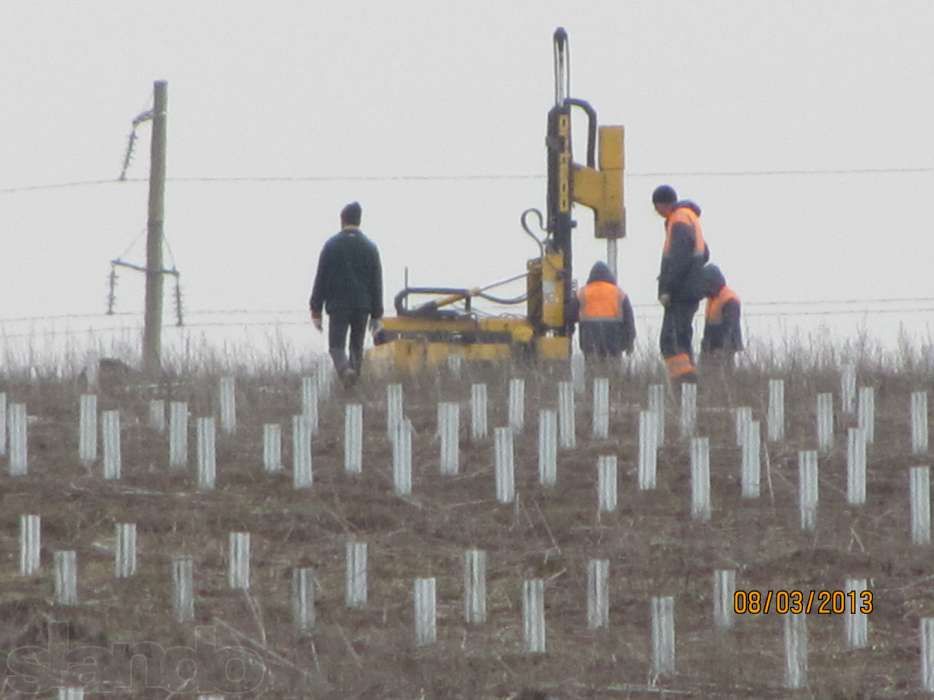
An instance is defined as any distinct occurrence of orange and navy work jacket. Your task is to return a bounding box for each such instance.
[575,280,636,355]
[663,207,706,257]
[702,285,743,353]
[658,202,710,302]
[705,286,739,324]
[578,281,626,321]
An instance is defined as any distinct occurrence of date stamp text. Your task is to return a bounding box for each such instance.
[733,589,873,615]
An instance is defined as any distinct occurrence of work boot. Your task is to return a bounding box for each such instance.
[341,367,358,389]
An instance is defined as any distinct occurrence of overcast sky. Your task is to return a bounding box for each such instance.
[3,0,933,361]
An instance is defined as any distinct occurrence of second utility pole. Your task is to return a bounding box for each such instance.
[143,80,167,375]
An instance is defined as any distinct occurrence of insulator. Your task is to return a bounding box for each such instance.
[119,129,138,181]
[174,278,184,327]
[107,266,118,315]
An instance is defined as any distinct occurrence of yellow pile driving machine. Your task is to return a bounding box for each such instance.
[368,28,625,372]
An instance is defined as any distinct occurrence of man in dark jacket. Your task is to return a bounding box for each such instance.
[700,264,743,370]
[568,261,635,361]
[309,202,383,384]
[652,185,710,384]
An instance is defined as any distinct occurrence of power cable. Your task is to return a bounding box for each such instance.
[632,306,934,321]
[3,165,934,195]
[726,296,934,307]
[745,306,934,318]
[115,225,147,261]
[4,297,934,326]
[0,178,130,194]
[2,305,933,340]
[0,312,140,324]
[630,296,934,310]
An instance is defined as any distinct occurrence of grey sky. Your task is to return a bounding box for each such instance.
[3,0,933,359]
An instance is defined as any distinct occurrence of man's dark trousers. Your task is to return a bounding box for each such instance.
[328,309,369,375]
[660,299,699,364]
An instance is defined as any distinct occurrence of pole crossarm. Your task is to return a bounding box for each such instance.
[111,259,179,277]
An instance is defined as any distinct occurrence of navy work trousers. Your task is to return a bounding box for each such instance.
[328,309,369,375]
[659,300,699,360]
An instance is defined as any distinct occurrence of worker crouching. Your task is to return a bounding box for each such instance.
[569,261,635,362]
[700,264,743,371]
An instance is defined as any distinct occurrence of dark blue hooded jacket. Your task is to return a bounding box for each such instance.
[569,261,636,357]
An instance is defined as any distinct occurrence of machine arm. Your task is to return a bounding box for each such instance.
[571,124,625,240]
[395,272,530,318]
[542,27,626,338]
[564,98,596,169]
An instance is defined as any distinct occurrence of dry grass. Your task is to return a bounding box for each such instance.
[0,336,933,698]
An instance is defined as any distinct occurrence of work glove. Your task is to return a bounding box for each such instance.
[369,318,382,334]
[310,310,323,332]
[658,293,671,308]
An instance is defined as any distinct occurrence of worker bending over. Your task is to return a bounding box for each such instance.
[309,202,383,386]
[652,185,710,384]
[569,261,635,361]
[700,264,743,370]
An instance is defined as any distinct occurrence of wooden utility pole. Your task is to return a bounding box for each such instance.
[143,80,167,374]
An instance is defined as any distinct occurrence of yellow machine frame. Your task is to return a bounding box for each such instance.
[368,28,625,372]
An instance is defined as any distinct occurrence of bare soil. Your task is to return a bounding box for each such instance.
[0,361,932,698]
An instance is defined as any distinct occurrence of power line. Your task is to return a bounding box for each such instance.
[181,297,934,315]
[0,320,308,340]
[731,296,934,307]
[2,304,934,338]
[0,178,133,194]
[744,306,934,318]
[631,296,934,310]
[3,164,934,195]
[168,167,934,182]
[0,312,140,324]
[3,297,934,325]
[632,307,934,322]
[9,307,934,339]
[635,166,934,178]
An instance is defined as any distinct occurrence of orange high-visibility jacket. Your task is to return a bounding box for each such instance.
[658,201,710,302]
[705,286,740,323]
[663,207,706,256]
[702,285,743,353]
[578,281,625,320]
[574,278,636,355]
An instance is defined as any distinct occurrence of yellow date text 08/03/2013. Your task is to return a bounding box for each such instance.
[733,589,874,615]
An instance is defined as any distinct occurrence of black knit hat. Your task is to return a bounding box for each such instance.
[652,185,677,205]
[341,201,362,226]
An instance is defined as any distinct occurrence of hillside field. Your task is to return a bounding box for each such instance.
[1,348,933,698]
